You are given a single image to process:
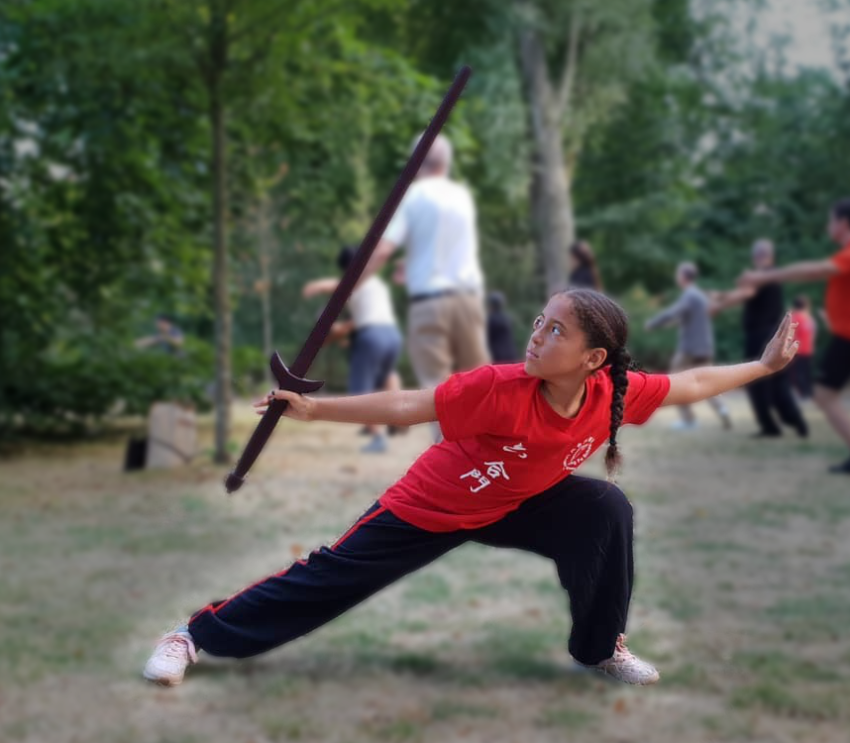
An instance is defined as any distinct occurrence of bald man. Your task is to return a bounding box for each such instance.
[361,134,489,437]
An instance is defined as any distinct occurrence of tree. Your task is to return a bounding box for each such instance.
[0,0,211,433]
[515,0,656,294]
[151,0,417,461]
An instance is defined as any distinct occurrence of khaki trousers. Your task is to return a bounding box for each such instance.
[408,292,490,387]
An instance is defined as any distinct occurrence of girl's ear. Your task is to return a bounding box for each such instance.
[585,348,608,371]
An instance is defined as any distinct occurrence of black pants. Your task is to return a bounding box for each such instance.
[188,476,634,666]
[789,355,814,399]
[745,337,808,435]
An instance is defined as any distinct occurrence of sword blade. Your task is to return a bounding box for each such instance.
[225,65,472,493]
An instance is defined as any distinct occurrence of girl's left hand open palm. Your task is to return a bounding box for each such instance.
[760,312,799,373]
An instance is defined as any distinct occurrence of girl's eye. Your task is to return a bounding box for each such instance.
[533,316,544,330]
[551,325,562,336]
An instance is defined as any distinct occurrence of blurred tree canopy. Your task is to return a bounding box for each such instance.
[1,0,848,441]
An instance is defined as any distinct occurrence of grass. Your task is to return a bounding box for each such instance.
[403,572,453,604]
[730,682,845,721]
[2,395,850,742]
[536,705,597,729]
[430,700,498,721]
[732,650,841,684]
[765,594,850,642]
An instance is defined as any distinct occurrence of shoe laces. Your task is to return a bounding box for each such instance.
[159,633,198,664]
[613,634,630,655]
[609,634,643,668]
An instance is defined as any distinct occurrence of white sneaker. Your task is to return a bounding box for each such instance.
[143,630,198,686]
[580,634,660,685]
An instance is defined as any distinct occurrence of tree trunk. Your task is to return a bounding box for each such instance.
[210,12,231,464]
[258,196,274,379]
[518,27,576,296]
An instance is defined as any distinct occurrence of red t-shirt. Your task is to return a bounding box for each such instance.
[379,363,671,532]
[790,311,816,356]
[827,242,850,340]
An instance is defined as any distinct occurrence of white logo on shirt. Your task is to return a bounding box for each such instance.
[460,460,511,493]
[460,468,491,493]
[563,437,595,471]
[502,443,528,459]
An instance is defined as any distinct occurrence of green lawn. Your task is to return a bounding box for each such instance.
[1,393,848,743]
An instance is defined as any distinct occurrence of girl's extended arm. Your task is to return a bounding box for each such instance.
[254,388,437,427]
[662,313,799,407]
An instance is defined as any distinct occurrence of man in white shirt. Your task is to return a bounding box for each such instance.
[363,134,490,392]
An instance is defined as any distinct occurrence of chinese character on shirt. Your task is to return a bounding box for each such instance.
[502,443,528,459]
[460,468,491,493]
[484,460,510,481]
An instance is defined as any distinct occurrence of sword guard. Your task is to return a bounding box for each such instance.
[270,352,325,394]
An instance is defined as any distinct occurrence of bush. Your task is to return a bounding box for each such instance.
[0,334,218,435]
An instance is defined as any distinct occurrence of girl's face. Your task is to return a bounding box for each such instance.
[524,295,608,379]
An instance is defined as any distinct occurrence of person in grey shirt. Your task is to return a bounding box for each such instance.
[645,262,732,430]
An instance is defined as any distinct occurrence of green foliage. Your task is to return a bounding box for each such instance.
[2,336,210,435]
[2,0,848,430]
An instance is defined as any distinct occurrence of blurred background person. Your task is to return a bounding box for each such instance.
[645,262,731,430]
[486,291,519,363]
[737,199,850,473]
[789,295,817,399]
[362,133,489,439]
[568,240,603,291]
[135,314,185,355]
[303,246,403,454]
[712,239,808,439]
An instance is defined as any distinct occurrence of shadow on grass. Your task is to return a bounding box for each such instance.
[187,643,597,693]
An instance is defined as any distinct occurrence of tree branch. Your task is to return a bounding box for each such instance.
[517,26,552,144]
[555,8,581,118]
[156,0,210,85]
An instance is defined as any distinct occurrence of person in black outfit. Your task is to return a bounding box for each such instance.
[712,239,808,438]
[486,291,519,363]
[569,241,604,291]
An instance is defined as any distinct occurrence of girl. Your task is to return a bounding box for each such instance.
[144,289,798,687]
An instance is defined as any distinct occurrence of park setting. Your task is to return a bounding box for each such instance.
[2,0,850,741]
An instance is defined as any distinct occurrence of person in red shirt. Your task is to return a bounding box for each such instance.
[739,198,850,474]
[144,289,799,688]
[789,295,817,399]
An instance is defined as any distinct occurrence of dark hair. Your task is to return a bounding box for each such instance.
[569,241,603,291]
[487,291,507,313]
[792,294,810,310]
[337,245,356,271]
[678,262,698,282]
[832,198,850,227]
[559,288,637,480]
[569,241,595,267]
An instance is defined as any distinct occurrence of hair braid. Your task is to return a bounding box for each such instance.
[605,347,631,480]
[556,288,640,478]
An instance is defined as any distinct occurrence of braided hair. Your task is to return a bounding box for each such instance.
[559,289,639,480]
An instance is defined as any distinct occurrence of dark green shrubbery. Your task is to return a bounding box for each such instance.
[0,335,267,437]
